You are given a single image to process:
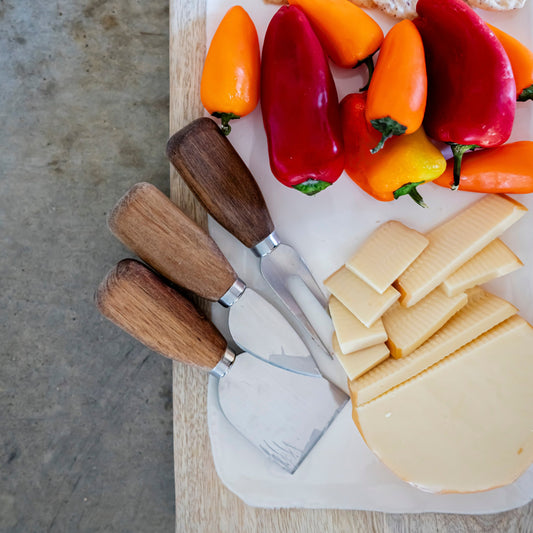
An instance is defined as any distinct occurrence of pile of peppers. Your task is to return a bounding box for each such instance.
[200,0,533,202]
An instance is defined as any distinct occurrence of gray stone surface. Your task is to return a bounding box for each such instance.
[1,1,175,531]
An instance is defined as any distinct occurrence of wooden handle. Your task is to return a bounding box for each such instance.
[166,117,275,249]
[95,259,228,371]
[108,182,237,301]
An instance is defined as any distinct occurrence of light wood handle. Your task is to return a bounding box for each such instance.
[95,259,228,371]
[108,182,237,301]
[166,117,275,249]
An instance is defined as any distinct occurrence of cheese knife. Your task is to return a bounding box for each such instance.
[107,182,321,377]
[166,117,333,358]
[95,259,347,473]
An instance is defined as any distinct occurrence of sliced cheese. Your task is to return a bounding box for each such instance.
[324,266,400,327]
[352,315,533,494]
[349,288,517,405]
[382,287,467,359]
[442,239,523,297]
[346,221,429,294]
[332,334,389,380]
[395,195,527,307]
[329,296,387,354]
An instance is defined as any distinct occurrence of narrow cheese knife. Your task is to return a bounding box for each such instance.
[166,117,333,358]
[107,182,320,377]
[95,259,347,473]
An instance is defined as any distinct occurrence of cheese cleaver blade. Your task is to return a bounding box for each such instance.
[107,182,320,377]
[95,259,348,473]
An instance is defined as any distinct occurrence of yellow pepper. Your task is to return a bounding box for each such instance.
[341,92,446,207]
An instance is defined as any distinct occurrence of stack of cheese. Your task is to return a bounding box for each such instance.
[325,194,533,493]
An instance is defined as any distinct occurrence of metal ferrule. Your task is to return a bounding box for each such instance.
[218,278,246,308]
[210,348,236,379]
[251,231,280,258]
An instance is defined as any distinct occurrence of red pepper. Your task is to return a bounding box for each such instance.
[261,6,344,196]
[414,0,515,189]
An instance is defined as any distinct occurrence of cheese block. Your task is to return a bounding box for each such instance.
[324,266,400,327]
[346,221,429,294]
[395,195,527,307]
[353,315,533,493]
[332,334,389,380]
[442,239,523,297]
[329,296,387,354]
[349,288,517,405]
[382,287,468,359]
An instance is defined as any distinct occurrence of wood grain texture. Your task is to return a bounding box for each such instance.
[167,117,275,248]
[108,182,237,301]
[170,1,533,531]
[95,259,227,371]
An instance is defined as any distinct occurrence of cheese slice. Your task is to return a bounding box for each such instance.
[382,287,467,359]
[329,296,387,354]
[346,221,429,294]
[332,334,389,380]
[442,239,523,297]
[349,288,517,405]
[352,315,533,494]
[395,195,527,307]
[324,266,400,327]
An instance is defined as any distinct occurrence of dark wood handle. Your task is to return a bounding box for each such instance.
[166,117,275,249]
[95,259,228,371]
[107,182,237,301]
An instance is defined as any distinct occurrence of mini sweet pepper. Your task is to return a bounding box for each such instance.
[341,92,446,207]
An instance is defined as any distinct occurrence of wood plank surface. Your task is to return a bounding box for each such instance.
[169,1,532,530]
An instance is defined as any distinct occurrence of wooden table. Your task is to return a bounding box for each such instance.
[170,1,532,530]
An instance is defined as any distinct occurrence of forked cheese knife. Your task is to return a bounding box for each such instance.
[107,182,320,377]
[166,117,333,358]
[95,259,347,473]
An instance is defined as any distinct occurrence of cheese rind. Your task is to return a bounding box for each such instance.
[329,296,387,354]
[382,287,467,359]
[332,334,389,380]
[353,315,533,493]
[442,239,523,297]
[349,288,517,405]
[395,195,527,307]
[346,221,429,294]
[324,266,400,327]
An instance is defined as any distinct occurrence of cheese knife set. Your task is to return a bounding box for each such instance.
[96,120,348,473]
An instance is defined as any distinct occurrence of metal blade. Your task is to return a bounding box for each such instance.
[259,244,334,358]
[217,352,348,473]
[228,288,321,377]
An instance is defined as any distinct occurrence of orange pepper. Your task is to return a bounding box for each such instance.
[433,141,533,193]
[288,0,383,83]
[365,20,427,152]
[341,93,445,206]
[488,24,533,102]
[200,6,260,134]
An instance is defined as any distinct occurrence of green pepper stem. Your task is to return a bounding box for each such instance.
[449,143,479,190]
[393,181,427,208]
[358,56,375,92]
[370,117,407,153]
[518,84,533,102]
[211,112,240,135]
[293,179,331,196]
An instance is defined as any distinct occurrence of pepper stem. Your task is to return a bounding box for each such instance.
[293,179,331,196]
[370,117,407,153]
[358,56,375,92]
[393,181,427,208]
[449,143,479,190]
[212,112,240,135]
[518,84,533,102]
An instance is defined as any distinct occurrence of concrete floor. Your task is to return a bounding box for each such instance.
[1,1,175,531]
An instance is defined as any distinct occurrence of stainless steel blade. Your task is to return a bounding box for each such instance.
[217,352,348,473]
[259,243,333,358]
[228,288,321,377]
